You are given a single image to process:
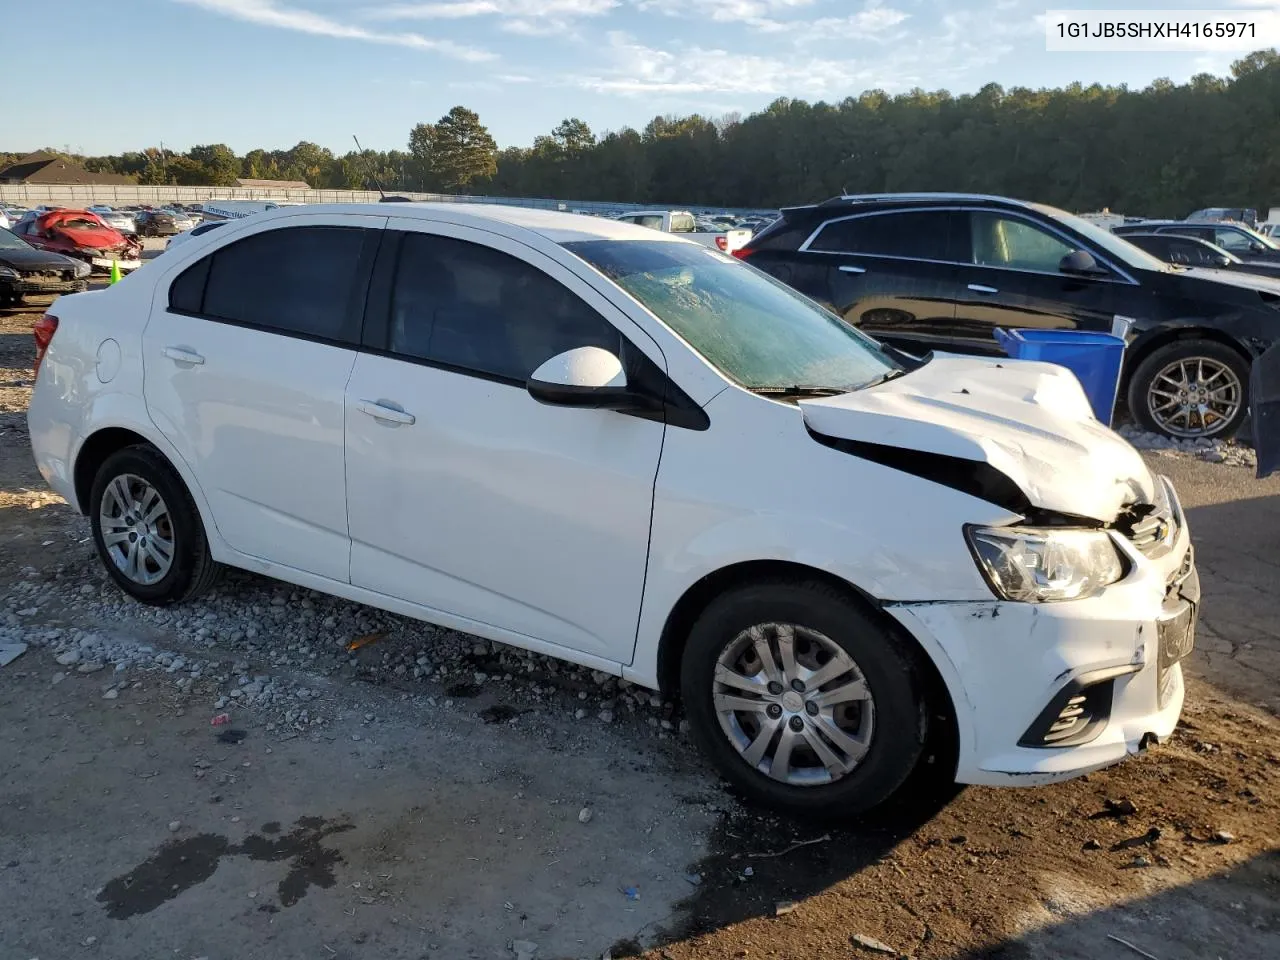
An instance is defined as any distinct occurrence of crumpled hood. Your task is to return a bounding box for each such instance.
[800,355,1155,522]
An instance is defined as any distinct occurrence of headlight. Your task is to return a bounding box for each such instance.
[0,265,18,280]
[966,525,1126,602]
[72,261,92,278]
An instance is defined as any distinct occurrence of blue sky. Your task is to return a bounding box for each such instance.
[7,0,1274,155]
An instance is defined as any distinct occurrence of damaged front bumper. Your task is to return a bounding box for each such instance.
[887,507,1197,787]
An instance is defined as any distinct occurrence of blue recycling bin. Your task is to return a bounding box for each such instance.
[993,328,1127,426]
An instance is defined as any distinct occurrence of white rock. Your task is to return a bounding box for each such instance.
[102,688,119,700]
[55,650,81,666]
[168,820,181,832]
[578,807,593,824]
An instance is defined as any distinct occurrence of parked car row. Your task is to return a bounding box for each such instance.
[27,201,1199,818]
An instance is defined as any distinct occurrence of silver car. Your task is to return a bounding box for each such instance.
[98,210,137,235]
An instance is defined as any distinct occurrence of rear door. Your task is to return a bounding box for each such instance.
[801,209,962,353]
[142,214,385,581]
[950,210,1122,355]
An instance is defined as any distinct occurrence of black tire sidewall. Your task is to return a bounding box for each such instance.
[1128,340,1250,438]
[681,581,926,818]
[89,446,208,605]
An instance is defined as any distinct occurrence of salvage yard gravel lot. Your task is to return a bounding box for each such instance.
[0,299,1277,960]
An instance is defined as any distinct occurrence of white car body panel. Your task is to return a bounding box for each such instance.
[25,201,1195,796]
[799,354,1155,522]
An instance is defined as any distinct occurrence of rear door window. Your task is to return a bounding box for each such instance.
[634,215,664,231]
[386,232,620,383]
[170,225,372,345]
[807,211,955,260]
[669,213,696,234]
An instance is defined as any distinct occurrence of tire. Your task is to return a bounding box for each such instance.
[89,444,219,605]
[1127,339,1250,440]
[680,578,929,819]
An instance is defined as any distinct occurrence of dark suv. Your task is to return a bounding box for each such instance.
[737,194,1280,439]
[1114,220,1280,262]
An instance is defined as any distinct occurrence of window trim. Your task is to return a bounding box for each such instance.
[797,206,1138,285]
[164,223,383,351]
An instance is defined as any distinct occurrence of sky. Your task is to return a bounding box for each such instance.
[7,0,1276,156]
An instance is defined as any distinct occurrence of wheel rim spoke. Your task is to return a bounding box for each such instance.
[714,663,767,695]
[713,692,771,715]
[802,654,852,691]
[811,678,870,708]
[801,723,848,778]
[776,625,798,682]
[741,716,781,768]
[770,726,801,780]
[750,628,782,685]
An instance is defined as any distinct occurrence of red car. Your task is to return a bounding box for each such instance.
[12,209,143,273]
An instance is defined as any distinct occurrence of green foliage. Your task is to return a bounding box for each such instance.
[6,51,1278,215]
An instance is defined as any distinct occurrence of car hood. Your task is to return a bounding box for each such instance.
[0,244,81,271]
[1182,265,1280,295]
[799,355,1155,523]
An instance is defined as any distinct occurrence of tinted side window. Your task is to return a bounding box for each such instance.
[635,215,664,231]
[969,213,1074,271]
[808,211,953,260]
[169,256,210,313]
[201,226,367,342]
[388,232,620,382]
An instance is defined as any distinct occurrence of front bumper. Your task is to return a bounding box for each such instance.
[889,510,1196,787]
[2,277,88,296]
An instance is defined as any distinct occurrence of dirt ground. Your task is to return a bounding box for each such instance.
[0,296,1277,960]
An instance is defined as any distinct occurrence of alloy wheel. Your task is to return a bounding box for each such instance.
[98,473,175,585]
[712,622,875,786]
[1147,356,1242,438]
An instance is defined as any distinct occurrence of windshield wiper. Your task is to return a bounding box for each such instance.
[752,385,849,397]
[858,368,910,389]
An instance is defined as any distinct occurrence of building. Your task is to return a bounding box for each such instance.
[0,151,134,186]
[234,177,312,190]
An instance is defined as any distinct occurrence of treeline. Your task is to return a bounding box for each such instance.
[6,50,1279,217]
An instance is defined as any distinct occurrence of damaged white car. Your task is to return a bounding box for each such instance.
[26,204,1196,816]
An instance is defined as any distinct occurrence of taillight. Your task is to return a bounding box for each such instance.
[732,246,754,260]
[33,314,58,380]
[715,235,728,251]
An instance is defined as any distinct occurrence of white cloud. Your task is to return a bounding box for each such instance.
[363,0,618,34]
[636,0,814,29]
[569,31,876,97]
[173,0,495,61]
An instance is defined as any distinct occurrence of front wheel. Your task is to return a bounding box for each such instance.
[680,579,929,818]
[1127,340,1249,440]
[89,445,219,605]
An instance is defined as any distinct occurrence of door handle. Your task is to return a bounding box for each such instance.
[357,399,415,425]
[838,265,867,274]
[162,346,205,365]
[967,284,999,294]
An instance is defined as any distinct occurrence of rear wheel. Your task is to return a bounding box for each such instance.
[89,445,219,605]
[1127,339,1249,439]
[681,579,929,818]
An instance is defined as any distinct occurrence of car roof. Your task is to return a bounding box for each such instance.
[778,192,1038,220]
[251,202,688,245]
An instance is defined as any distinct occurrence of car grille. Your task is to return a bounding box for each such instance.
[1114,476,1180,559]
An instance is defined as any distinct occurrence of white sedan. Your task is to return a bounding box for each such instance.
[26,203,1195,815]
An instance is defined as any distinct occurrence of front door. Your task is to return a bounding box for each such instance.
[142,214,384,581]
[344,221,665,663]
[950,210,1120,355]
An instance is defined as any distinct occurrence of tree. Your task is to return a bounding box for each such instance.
[428,106,498,191]
[187,144,240,185]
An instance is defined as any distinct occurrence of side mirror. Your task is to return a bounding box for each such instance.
[1216,255,1232,268]
[527,346,635,410]
[1059,250,1103,275]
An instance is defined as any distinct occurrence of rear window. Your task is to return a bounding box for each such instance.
[808,211,954,260]
[168,225,370,344]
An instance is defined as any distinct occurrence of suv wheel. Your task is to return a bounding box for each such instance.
[681,579,928,817]
[89,445,219,605]
[1128,340,1249,440]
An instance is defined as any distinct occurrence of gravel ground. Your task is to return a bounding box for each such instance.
[1,297,1278,960]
